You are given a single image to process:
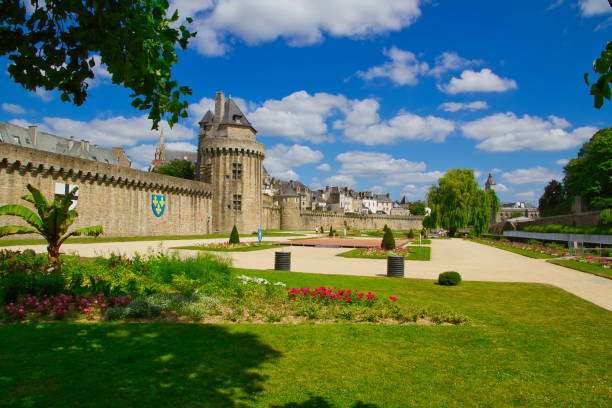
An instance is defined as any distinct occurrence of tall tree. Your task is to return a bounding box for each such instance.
[564,128,612,210]
[0,184,103,267]
[152,159,195,180]
[427,169,498,236]
[538,180,570,217]
[0,0,196,128]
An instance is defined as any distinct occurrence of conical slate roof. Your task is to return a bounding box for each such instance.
[198,98,253,128]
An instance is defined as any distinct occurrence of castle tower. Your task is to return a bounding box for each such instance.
[484,173,496,191]
[196,91,265,233]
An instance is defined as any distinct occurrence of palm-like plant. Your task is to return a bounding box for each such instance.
[0,184,103,267]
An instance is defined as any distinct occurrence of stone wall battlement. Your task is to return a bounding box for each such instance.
[0,143,212,197]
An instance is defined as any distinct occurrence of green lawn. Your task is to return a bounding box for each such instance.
[337,246,431,261]
[0,232,304,247]
[1,270,610,407]
[471,238,555,259]
[548,258,612,279]
[173,242,286,252]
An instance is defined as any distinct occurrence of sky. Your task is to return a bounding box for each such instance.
[1,0,611,204]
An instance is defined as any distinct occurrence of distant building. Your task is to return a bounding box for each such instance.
[484,173,539,222]
[0,121,130,167]
[150,129,197,170]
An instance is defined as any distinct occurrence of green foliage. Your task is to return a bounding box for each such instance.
[381,228,396,250]
[538,180,571,217]
[152,159,195,180]
[406,229,415,239]
[229,225,240,244]
[585,41,611,109]
[438,271,462,286]
[408,201,427,215]
[328,226,335,237]
[523,224,612,235]
[0,250,64,302]
[0,0,196,128]
[600,209,612,226]
[427,169,497,236]
[0,184,103,265]
[563,128,612,210]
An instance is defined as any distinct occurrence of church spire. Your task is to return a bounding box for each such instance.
[151,128,166,169]
[485,173,496,191]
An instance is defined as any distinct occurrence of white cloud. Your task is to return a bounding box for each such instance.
[556,158,570,166]
[579,0,612,16]
[9,119,37,128]
[401,184,429,201]
[249,91,347,143]
[87,55,112,88]
[461,112,596,152]
[325,174,356,188]
[264,144,323,180]
[492,183,508,192]
[438,101,488,112]
[316,163,331,172]
[339,98,455,145]
[501,167,561,185]
[336,151,425,176]
[428,51,483,78]
[440,68,517,94]
[39,115,194,148]
[491,168,502,174]
[1,103,26,115]
[357,47,429,86]
[547,0,565,11]
[333,150,443,188]
[178,0,422,56]
[33,87,52,102]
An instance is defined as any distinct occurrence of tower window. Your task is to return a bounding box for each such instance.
[233,194,242,211]
[232,162,242,180]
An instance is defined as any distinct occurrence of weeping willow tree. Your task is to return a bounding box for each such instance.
[426,169,498,236]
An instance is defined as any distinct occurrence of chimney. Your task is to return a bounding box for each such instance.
[80,140,90,152]
[214,91,225,123]
[28,125,38,146]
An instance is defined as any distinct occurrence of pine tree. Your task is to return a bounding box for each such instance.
[381,227,396,250]
[328,226,335,237]
[229,225,240,244]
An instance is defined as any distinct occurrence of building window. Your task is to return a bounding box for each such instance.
[232,194,242,211]
[13,136,20,144]
[232,162,242,180]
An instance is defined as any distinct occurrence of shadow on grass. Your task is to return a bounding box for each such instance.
[0,323,281,407]
[273,396,379,407]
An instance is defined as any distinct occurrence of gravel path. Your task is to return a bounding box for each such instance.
[5,237,611,311]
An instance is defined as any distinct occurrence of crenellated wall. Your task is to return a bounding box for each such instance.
[0,143,213,238]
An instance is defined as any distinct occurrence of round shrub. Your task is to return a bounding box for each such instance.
[438,271,462,286]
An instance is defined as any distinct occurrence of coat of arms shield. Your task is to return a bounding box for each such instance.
[151,194,167,217]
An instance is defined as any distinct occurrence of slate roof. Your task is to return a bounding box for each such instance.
[199,98,253,128]
[0,121,118,164]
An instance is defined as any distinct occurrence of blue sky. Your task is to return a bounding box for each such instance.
[1,0,610,203]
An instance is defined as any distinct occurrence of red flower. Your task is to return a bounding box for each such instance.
[389,295,398,302]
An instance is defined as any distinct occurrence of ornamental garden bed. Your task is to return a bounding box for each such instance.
[172,242,285,252]
[0,250,459,325]
[548,257,611,279]
[337,245,431,261]
[471,237,567,259]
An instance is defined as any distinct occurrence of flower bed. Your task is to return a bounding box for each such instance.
[472,237,567,258]
[337,246,431,261]
[173,242,284,252]
[4,293,131,320]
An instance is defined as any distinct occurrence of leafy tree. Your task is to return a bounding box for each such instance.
[229,225,240,244]
[152,159,195,180]
[564,128,612,210]
[585,41,611,109]
[1,0,196,128]
[0,184,103,266]
[427,169,497,236]
[381,227,396,250]
[538,180,570,217]
[408,201,426,216]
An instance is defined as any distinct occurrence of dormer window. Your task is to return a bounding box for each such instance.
[13,136,20,144]
[233,114,242,123]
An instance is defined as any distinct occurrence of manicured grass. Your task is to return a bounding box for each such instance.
[1,270,610,407]
[471,238,555,259]
[0,232,304,247]
[337,245,431,261]
[173,242,286,252]
[412,239,431,245]
[548,258,612,280]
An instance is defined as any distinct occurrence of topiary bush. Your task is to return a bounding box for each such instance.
[381,227,396,250]
[406,229,415,239]
[229,225,240,244]
[438,271,462,286]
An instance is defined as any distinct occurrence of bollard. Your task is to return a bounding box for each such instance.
[387,255,404,277]
[274,251,291,271]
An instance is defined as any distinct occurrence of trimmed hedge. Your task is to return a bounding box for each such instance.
[523,224,612,235]
[438,271,462,286]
